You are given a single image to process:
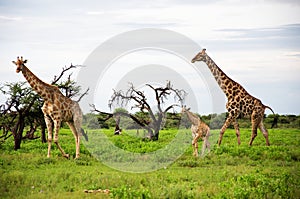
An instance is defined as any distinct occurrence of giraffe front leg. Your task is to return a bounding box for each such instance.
[192,135,200,157]
[44,115,53,158]
[193,141,199,157]
[53,120,69,159]
[218,117,233,146]
[192,141,196,156]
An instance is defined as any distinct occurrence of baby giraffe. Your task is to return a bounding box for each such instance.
[182,106,210,157]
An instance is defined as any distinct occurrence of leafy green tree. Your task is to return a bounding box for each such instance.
[0,82,41,149]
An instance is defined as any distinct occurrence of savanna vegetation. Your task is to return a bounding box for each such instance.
[1,63,299,198]
[0,127,299,198]
[87,110,300,130]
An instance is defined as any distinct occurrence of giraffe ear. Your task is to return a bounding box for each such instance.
[12,61,16,65]
[187,107,191,111]
[23,59,27,63]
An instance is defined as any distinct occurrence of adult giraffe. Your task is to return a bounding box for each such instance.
[191,49,275,146]
[12,56,88,158]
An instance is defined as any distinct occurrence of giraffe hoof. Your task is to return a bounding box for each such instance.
[64,154,70,159]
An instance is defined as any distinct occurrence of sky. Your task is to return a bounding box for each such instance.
[0,0,300,115]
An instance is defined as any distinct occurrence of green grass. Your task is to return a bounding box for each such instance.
[0,128,299,198]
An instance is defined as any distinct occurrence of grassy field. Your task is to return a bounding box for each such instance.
[0,128,299,198]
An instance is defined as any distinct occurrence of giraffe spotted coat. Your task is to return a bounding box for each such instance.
[191,49,275,146]
[12,57,88,159]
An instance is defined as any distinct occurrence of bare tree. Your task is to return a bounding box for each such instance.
[93,81,186,140]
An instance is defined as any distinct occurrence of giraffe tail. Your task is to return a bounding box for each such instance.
[264,105,278,129]
[81,128,89,141]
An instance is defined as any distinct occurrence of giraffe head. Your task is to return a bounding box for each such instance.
[12,56,28,73]
[191,49,207,63]
[181,105,190,113]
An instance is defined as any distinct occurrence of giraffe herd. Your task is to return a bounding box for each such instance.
[12,48,275,158]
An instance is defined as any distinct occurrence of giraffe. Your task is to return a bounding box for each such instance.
[181,106,210,156]
[191,49,275,146]
[12,56,88,158]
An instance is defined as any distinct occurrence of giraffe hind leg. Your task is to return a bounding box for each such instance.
[249,113,260,146]
[233,120,241,145]
[259,121,270,146]
[201,139,206,156]
[202,128,211,155]
[67,121,80,159]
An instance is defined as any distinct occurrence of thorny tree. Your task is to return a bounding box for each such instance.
[0,82,41,149]
[92,81,186,140]
[0,64,88,150]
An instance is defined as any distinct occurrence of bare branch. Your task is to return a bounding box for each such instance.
[90,104,152,131]
[164,104,180,114]
[51,64,77,85]
[76,88,89,102]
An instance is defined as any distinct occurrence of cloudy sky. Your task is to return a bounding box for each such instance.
[1,0,299,114]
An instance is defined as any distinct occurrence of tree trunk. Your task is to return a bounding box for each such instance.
[14,134,22,150]
[41,123,47,143]
[13,116,25,150]
[151,114,163,141]
[152,128,159,141]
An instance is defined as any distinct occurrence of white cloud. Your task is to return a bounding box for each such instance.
[86,11,106,15]
[0,0,300,113]
[0,15,22,21]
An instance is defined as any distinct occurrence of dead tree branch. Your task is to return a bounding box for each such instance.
[90,104,153,133]
[51,64,77,85]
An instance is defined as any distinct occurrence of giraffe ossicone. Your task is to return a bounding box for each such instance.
[12,56,88,159]
[191,49,275,146]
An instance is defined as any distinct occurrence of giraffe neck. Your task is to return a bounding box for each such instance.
[185,111,200,125]
[204,54,237,97]
[21,65,57,99]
